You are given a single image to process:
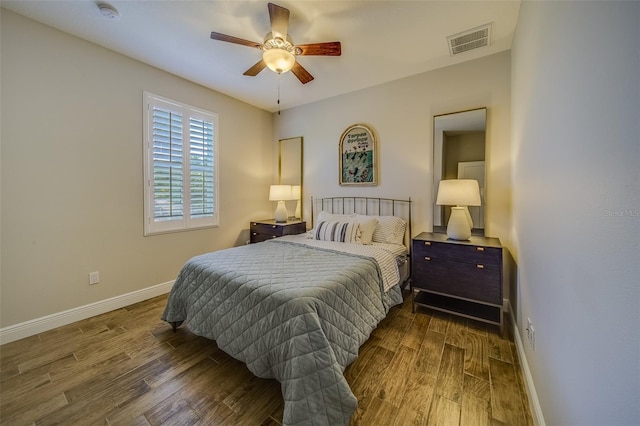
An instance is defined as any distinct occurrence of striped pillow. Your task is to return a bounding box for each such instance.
[372,216,407,245]
[314,221,361,243]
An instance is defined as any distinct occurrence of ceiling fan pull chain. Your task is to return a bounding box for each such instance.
[278,74,281,115]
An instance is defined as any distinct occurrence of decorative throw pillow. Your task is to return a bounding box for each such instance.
[312,211,356,239]
[354,214,378,245]
[313,220,361,243]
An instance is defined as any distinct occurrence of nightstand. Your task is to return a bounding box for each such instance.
[411,232,503,330]
[250,219,307,243]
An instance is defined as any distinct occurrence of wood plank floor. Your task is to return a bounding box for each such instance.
[0,292,533,425]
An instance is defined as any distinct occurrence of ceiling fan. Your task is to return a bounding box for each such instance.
[210,2,341,84]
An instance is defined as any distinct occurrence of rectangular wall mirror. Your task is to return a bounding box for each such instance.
[433,108,487,235]
[279,137,303,220]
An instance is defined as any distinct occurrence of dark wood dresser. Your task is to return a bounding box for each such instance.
[249,219,306,244]
[411,232,503,330]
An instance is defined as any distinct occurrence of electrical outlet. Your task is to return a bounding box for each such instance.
[526,317,535,350]
[529,325,535,350]
[89,271,100,285]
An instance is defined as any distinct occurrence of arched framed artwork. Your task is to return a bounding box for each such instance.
[339,124,377,186]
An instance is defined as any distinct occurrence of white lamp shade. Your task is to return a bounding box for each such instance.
[263,48,295,74]
[291,185,301,200]
[436,179,481,207]
[269,185,292,201]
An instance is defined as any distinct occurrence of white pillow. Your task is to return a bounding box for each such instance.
[313,220,361,243]
[372,216,407,245]
[353,214,378,245]
[317,211,355,223]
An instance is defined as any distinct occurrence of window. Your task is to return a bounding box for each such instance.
[143,92,219,235]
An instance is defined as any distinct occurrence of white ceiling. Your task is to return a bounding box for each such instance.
[2,0,521,112]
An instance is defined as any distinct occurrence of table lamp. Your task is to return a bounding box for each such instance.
[436,179,481,240]
[291,185,301,219]
[269,185,292,223]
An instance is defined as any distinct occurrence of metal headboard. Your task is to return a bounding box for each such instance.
[310,196,413,248]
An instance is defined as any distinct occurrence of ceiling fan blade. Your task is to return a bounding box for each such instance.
[291,62,314,84]
[268,3,290,40]
[210,32,262,49]
[296,42,342,56]
[243,60,267,76]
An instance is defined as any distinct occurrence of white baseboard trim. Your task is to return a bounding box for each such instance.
[507,300,546,426]
[0,281,174,345]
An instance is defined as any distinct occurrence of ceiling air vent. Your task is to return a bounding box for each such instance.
[447,23,492,56]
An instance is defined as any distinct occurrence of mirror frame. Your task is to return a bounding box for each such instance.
[279,136,303,220]
[433,107,487,235]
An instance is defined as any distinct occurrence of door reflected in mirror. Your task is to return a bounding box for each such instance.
[433,108,486,235]
[279,137,303,220]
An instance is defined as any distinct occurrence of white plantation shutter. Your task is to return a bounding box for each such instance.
[143,92,219,235]
[189,117,214,218]
[152,108,184,221]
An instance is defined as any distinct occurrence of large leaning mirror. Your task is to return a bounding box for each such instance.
[433,108,486,236]
[279,136,303,220]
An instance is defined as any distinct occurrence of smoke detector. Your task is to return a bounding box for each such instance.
[97,3,120,20]
[447,23,492,56]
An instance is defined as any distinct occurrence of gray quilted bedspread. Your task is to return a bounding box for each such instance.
[161,239,403,426]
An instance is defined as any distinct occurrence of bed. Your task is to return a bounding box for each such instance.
[161,196,412,425]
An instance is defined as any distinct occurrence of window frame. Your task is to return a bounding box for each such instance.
[143,91,219,236]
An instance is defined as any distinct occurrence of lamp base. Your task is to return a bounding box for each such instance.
[446,207,472,240]
[274,200,288,223]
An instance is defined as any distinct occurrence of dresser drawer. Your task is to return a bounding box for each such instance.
[413,240,501,265]
[413,258,501,305]
[251,222,287,236]
[249,220,306,243]
[250,232,278,243]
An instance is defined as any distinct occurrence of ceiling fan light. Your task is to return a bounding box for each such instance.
[263,48,295,74]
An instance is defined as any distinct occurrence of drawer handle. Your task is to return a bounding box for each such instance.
[424,241,431,246]
[252,222,257,226]
[477,264,484,269]
[252,232,257,236]
[424,256,431,261]
[477,247,485,252]
[271,235,277,238]
[271,225,277,229]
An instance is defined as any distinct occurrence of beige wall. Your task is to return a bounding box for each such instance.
[511,2,639,424]
[0,10,274,328]
[274,51,512,291]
